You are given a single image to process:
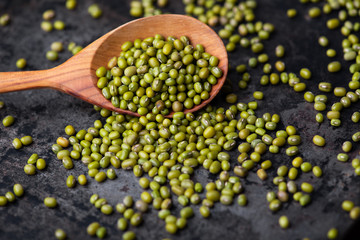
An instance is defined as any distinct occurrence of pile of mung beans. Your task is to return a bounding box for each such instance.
[95,35,223,115]
[52,101,314,237]
[1,0,360,239]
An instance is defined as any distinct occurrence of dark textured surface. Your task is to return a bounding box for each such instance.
[0,0,360,239]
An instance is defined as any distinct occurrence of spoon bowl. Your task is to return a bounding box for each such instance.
[0,14,228,118]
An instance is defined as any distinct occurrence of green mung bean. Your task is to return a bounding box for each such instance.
[54,20,65,30]
[327,61,341,72]
[287,9,297,18]
[87,222,100,236]
[16,58,27,69]
[342,200,354,212]
[337,153,349,162]
[24,164,36,175]
[327,228,338,239]
[350,207,360,220]
[326,49,336,57]
[46,51,58,61]
[279,215,290,229]
[318,36,329,47]
[122,231,136,240]
[0,13,10,26]
[41,21,53,32]
[312,166,322,177]
[313,135,325,146]
[327,18,340,29]
[55,229,67,240]
[44,197,57,208]
[66,0,77,10]
[2,115,14,127]
[88,4,102,18]
[5,192,15,202]
[309,7,321,18]
[300,68,311,79]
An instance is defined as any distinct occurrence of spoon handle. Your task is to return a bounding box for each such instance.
[0,62,105,109]
[0,69,55,93]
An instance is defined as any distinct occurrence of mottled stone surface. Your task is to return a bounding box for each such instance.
[0,0,359,239]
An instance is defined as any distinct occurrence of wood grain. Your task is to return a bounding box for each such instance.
[0,14,228,118]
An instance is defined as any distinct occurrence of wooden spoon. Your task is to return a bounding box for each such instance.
[0,14,228,118]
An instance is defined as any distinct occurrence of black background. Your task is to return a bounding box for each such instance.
[0,0,360,239]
